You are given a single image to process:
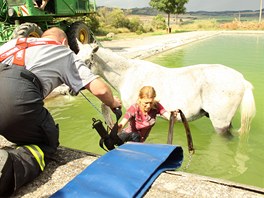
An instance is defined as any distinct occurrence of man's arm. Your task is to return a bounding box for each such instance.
[85,78,121,109]
[40,0,49,9]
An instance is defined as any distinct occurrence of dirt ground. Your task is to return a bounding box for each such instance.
[100,30,222,59]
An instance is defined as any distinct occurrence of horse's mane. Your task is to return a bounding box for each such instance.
[95,47,135,70]
[98,47,128,60]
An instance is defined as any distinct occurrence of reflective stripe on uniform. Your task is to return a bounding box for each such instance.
[23,145,45,171]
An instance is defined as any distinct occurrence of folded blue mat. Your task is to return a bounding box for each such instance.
[51,142,183,198]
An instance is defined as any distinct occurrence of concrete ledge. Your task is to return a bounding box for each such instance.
[1,136,263,198]
[145,171,264,198]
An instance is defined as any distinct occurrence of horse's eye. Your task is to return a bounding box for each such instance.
[85,60,90,65]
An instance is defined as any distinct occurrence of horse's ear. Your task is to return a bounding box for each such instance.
[76,38,83,50]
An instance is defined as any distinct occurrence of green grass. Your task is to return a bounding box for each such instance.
[95,17,264,41]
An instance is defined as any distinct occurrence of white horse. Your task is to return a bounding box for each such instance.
[77,43,256,135]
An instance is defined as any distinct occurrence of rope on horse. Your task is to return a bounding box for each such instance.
[167,110,195,154]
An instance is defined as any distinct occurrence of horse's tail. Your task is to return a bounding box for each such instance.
[238,80,256,134]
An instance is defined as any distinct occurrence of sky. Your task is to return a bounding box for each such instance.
[95,0,263,12]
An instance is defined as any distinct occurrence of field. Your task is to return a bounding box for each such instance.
[102,11,263,41]
[135,11,263,30]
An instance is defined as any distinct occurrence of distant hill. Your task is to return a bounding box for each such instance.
[97,6,162,15]
[130,7,161,15]
[130,7,262,16]
[188,10,262,18]
[97,6,262,19]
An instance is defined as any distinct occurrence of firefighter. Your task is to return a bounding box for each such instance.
[0,27,121,196]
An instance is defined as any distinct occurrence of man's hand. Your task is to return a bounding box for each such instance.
[118,123,123,132]
[111,96,122,109]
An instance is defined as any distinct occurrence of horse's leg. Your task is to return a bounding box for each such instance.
[201,68,246,135]
[208,102,240,135]
[203,90,243,135]
[215,124,232,135]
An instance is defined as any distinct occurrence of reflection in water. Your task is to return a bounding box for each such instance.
[235,138,250,175]
[204,135,250,179]
[175,128,247,178]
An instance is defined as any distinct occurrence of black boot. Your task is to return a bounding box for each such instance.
[0,149,14,197]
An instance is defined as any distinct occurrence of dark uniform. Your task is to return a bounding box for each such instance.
[0,37,98,196]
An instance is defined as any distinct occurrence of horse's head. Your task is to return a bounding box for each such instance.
[77,40,129,94]
[76,39,99,70]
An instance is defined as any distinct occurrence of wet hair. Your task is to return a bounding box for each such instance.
[137,86,158,109]
[138,86,156,99]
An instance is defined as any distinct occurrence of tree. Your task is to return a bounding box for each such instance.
[128,17,144,32]
[108,9,130,28]
[149,0,189,32]
[152,14,166,30]
[259,0,263,23]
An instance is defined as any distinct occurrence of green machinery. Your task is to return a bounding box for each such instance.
[0,0,97,53]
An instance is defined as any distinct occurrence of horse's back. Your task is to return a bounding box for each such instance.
[198,64,245,90]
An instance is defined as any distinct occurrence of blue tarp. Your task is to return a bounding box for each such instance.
[51,142,183,198]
